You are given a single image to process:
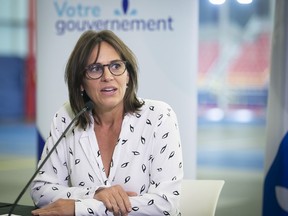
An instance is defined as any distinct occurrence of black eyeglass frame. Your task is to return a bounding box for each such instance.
[84,60,127,80]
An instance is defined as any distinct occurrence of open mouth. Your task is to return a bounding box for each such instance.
[101,87,117,93]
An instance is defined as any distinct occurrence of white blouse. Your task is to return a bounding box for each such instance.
[31,99,184,216]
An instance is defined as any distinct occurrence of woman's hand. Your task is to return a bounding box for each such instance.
[94,185,137,216]
[31,199,75,216]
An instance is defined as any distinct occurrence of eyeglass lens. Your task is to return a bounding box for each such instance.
[86,60,126,79]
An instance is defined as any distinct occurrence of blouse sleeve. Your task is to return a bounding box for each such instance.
[30,108,104,209]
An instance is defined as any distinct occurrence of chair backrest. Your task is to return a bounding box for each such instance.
[180,179,225,216]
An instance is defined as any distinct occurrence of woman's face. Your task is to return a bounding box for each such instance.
[82,42,129,113]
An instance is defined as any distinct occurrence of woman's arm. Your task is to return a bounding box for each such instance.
[30,108,102,208]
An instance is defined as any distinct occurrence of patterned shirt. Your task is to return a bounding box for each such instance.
[31,99,184,216]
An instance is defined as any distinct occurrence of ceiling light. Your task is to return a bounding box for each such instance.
[209,0,226,5]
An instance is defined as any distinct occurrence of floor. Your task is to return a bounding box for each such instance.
[0,122,265,216]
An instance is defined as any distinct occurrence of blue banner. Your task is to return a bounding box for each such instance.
[263,132,288,215]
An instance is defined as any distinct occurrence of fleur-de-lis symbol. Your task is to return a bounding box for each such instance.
[122,0,129,14]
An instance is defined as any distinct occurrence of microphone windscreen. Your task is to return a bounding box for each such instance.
[85,101,94,111]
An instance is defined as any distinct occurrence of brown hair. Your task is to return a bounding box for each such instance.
[65,30,143,129]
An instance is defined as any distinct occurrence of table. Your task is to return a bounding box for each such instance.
[0,203,35,215]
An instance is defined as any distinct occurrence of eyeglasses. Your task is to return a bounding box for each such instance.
[85,60,127,80]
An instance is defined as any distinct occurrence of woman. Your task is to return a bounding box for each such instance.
[31,30,183,216]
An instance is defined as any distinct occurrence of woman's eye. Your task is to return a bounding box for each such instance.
[111,63,121,70]
[90,64,102,72]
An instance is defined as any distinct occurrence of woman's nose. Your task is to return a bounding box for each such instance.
[101,66,113,81]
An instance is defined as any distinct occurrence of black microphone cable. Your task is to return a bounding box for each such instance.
[8,101,94,216]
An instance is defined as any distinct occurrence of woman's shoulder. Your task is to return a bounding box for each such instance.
[140,98,173,111]
[54,101,75,122]
[138,98,176,118]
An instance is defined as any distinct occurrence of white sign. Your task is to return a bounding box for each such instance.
[36,0,198,178]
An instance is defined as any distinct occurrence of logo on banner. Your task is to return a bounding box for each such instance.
[115,0,137,15]
[54,0,174,35]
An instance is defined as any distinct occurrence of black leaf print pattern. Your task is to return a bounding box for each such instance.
[130,124,134,132]
[121,139,128,145]
[146,119,152,125]
[52,186,59,191]
[132,206,139,211]
[121,162,129,168]
[162,132,169,139]
[132,151,140,155]
[97,150,101,157]
[39,171,45,175]
[104,180,108,185]
[149,106,155,111]
[159,114,163,120]
[163,211,170,215]
[72,129,75,136]
[88,173,94,182]
[179,162,183,168]
[148,199,154,205]
[142,164,146,173]
[156,182,160,188]
[173,191,180,196]
[87,208,94,214]
[162,194,168,201]
[124,176,131,184]
[160,145,167,154]
[140,184,146,194]
[69,147,73,156]
[149,155,155,163]
[63,162,67,167]
[141,136,146,144]
[172,176,177,181]
[157,168,162,172]
[135,113,141,118]
[110,159,114,168]
[67,192,71,198]
[169,151,175,159]
[75,159,80,165]
[79,182,85,186]
[35,186,41,191]
[65,175,70,181]
[52,166,57,174]
[61,117,66,123]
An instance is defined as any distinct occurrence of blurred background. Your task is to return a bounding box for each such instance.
[0,0,273,215]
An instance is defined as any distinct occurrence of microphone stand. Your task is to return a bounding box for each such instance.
[8,102,93,216]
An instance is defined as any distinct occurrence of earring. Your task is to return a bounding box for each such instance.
[126,83,129,88]
[81,91,84,96]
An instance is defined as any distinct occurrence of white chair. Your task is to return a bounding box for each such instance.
[180,179,225,216]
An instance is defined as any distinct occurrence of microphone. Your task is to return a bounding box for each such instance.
[8,101,94,216]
